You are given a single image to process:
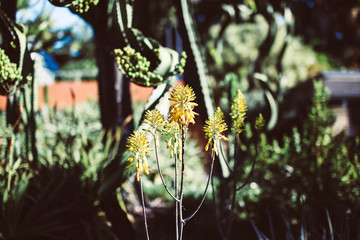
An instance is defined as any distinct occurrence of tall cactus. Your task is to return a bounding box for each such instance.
[174,0,215,120]
[173,0,231,178]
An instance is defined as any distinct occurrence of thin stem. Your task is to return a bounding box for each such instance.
[153,134,179,202]
[219,142,232,174]
[235,138,258,192]
[175,149,179,240]
[211,170,226,240]
[21,90,30,162]
[29,74,38,168]
[226,136,240,239]
[140,176,150,240]
[7,134,15,193]
[184,150,216,222]
[6,95,23,194]
[179,127,186,240]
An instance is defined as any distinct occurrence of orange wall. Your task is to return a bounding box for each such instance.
[0,81,154,110]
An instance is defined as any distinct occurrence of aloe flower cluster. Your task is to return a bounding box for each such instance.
[168,85,198,127]
[126,130,153,181]
[203,107,228,154]
[230,90,247,134]
[126,84,199,179]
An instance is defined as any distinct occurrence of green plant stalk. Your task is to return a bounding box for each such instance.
[226,136,240,239]
[236,147,258,192]
[140,176,150,240]
[211,135,241,240]
[178,127,186,240]
[7,133,15,193]
[151,132,181,238]
[183,146,216,222]
[214,132,259,239]
[27,75,38,168]
[175,150,179,240]
[211,173,226,239]
[153,134,178,201]
[22,90,30,162]
[174,126,217,234]
[326,208,334,240]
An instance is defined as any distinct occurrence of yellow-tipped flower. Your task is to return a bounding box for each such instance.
[255,113,265,130]
[230,90,247,134]
[126,130,153,181]
[143,109,166,134]
[203,107,228,155]
[168,85,198,127]
[164,121,182,160]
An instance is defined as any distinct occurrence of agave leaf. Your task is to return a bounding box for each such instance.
[254,73,278,130]
[48,0,73,7]
[250,219,268,240]
[98,153,130,199]
[153,46,179,78]
[300,209,307,240]
[326,208,334,240]
[282,214,295,240]
[266,207,276,240]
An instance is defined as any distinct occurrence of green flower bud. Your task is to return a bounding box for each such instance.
[0,48,23,96]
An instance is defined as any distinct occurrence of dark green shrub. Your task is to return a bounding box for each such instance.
[235,80,360,239]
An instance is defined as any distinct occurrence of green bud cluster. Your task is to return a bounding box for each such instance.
[70,0,99,13]
[114,46,163,87]
[175,51,187,75]
[0,48,22,95]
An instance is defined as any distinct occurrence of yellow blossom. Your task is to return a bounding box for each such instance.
[255,113,265,130]
[203,107,228,154]
[230,90,247,134]
[168,85,198,127]
[164,121,182,160]
[126,130,153,181]
[143,109,166,135]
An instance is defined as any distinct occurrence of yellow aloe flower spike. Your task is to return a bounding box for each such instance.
[143,109,166,135]
[164,121,182,159]
[255,113,265,130]
[126,130,153,181]
[230,90,247,134]
[203,107,228,155]
[168,85,198,128]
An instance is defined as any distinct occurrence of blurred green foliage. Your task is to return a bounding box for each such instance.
[234,80,360,237]
[0,101,124,239]
[207,17,336,94]
[61,58,97,71]
[2,1,360,238]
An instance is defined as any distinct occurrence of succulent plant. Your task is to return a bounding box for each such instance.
[0,48,23,96]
